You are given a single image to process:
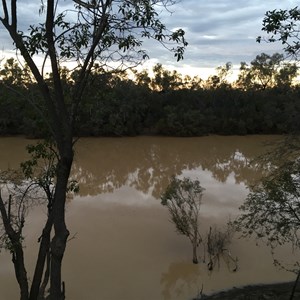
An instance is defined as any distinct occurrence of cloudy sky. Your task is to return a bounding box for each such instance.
[0,0,299,78]
[152,0,299,77]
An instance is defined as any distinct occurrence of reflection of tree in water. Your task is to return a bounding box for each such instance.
[71,136,280,198]
[160,261,201,300]
[161,245,238,300]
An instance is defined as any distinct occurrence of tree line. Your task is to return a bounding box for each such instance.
[1,52,299,138]
[0,2,299,298]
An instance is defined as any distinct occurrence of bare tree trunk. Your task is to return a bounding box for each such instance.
[12,246,29,300]
[29,217,53,300]
[192,240,198,264]
[49,154,72,300]
[49,227,69,300]
[192,227,199,264]
[38,250,51,299]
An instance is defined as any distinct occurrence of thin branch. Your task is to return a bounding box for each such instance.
[0,192,11,229]
[1,0,9,22]
[11,0,16,31]
[71,0,111,116]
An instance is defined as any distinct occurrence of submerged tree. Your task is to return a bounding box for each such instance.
[161,176,204,264]
[0,0,187,299]
[206,225,237,272]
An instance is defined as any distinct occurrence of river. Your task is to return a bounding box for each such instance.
[0,136,296,300]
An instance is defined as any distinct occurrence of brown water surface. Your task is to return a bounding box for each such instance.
[0,136,296,300]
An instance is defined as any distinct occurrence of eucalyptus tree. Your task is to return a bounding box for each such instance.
[0,1,187,299]
[236,53,298,90]
[250,53,285,89]
[151,63,182,91]
[204,62,232,89]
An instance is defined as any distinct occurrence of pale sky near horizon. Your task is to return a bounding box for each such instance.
[0,0,299,79]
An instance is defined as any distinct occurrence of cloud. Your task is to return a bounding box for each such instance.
[0,0,299,76]
[146,0,299,73]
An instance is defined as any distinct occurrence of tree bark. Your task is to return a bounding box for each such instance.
[192,226,199,264]
[13,246,29,300]
[29,216,53,300]
[192,240,198,264]
[49,153,73,300]
[38,250,51,299]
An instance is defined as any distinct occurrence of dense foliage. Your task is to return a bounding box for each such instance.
[257,7,300,59]
[0,53,299,138]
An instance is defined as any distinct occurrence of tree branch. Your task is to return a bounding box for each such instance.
[11,0,16,31]
[1,0,9,22]
[71,0,111,120]
[46,0,70,142]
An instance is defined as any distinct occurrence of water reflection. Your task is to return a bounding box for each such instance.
[0,136,279,199]
[71,136,279,198]
[161,261,202,300]
[0,136,294,300]
[160,256,239,300]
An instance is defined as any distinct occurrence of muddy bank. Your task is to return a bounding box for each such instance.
[197,281,299,300]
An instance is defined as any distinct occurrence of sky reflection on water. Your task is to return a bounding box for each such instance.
[0,135,294,300]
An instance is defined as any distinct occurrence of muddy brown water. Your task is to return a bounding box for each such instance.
[0,136,297,300]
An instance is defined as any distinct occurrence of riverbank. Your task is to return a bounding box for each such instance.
[197,281,299,299]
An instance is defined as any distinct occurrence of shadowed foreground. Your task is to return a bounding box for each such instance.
[199,282,299,300]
